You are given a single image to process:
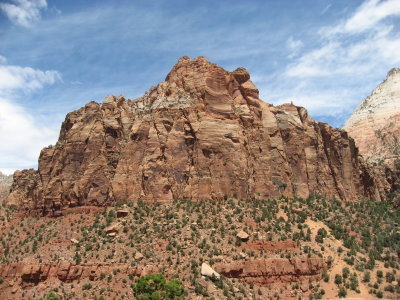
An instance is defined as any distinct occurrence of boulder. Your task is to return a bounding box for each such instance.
[116,209,129,218]
[105,223,120,236]
[236,230,249,242]
[134,252,144,261]
[201,263,220,280]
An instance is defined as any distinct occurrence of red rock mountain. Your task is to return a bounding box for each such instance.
[344,68,400,202]
[8,57,382,215]
[0,171,12,218]
[344,68,400,167]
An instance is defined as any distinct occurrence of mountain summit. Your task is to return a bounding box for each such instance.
[344,67,400,201]
[8,57,381,215]
[344,68,400,165]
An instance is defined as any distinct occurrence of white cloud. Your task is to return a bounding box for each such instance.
[285,28,400,79]
[285,42,339,77]
[0,0,47,27]
[0,64,60,94]
[321,4,332,15]
[0,56,60,174]
[321,0,400,37]
[268,0,400,124]
[286,36,304,59]
[0,55,7,64]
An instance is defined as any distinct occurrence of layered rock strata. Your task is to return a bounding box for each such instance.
[214,257,326,284]
[8,57,382,214]
[344,68,400,200]
[344,68,400,165]
[0,172,12,218]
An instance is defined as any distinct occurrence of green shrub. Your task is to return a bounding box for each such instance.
[315,228,328,243]
[37,292,62,300]
[342,267,350,279]
[47,292,62,300]
[363,271,371,283]
[338,286,347,298]
[335,274,343,285]
[132,273,185,299]
[82,283,92,290]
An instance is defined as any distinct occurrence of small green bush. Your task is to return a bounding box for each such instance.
[37,292,62,300]
[82,283,92,290]
[335,274,343,285]
[338,286,347,298]
[132,273,185,299]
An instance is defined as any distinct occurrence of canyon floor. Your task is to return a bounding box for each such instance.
[0,196,398,299]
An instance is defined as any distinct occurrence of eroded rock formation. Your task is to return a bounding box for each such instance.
[8,56,382,214]
[0,262,155,288]
[0,172,12,218]
[344,68,400,201]
[214,257,326,284]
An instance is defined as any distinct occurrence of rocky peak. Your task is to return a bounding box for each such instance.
[0,171,13,186]
[344,67,400,202]
[387,67,400,77]
[7,57,383,215]
[129,56,260,115]
[343,67,400,164]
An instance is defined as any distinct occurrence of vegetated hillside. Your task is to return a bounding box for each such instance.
[7,56,383,216]
[0,195,398,299]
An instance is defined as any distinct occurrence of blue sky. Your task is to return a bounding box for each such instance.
[0,0,399,174]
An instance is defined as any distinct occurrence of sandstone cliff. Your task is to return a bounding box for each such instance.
[0,171,12,218]
[8,57,381,215]
[344,68,400,200]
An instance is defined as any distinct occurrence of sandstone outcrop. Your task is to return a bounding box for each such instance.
[344,68,400,200]
[236,230,249,242]
[0,172,12,218]
[0,262,140,287]
[214,257,326,283]
[0,171,12,186]
[201,262,221,280]
[7,56,382,214]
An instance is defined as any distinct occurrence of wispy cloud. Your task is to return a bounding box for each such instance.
[321,0,400,36]
[267,0,400,125]
[0,64,60,94]
[0,55,60,174]
[286,36,304,59]
[321,4,332,15]
[0,0,47,27]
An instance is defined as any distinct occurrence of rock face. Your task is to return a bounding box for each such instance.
[0,172,12,217]
[344,68,400,165]
[0,171,13,186]
[344,68,400,199]
[0,262,139,286]
[214,257,326,283]
[201,262,221,280]
[8,56,382,214]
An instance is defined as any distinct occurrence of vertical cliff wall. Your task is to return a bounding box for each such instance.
[7,57,382,215]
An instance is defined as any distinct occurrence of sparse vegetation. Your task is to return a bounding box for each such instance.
[0,195,398,299]
[132,273,185,299]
